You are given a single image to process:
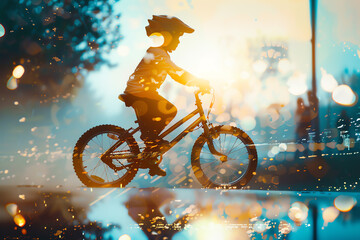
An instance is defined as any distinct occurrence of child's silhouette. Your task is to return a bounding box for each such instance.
[121,15,210,176]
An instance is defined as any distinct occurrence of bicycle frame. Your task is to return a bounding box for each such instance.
[101,91,226,161]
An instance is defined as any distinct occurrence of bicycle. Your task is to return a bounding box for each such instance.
[72,89,258,188]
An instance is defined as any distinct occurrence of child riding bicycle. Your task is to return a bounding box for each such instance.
[121,15,210,176]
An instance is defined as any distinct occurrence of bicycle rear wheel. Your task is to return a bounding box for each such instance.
[191,125,257,189]
[73,124,140,187]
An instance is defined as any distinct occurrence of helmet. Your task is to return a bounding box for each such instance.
[145,15,194,36]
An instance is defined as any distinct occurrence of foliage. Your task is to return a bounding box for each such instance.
[0,0,122,104]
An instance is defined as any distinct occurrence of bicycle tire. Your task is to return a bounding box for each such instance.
[73,124,140,187]
[191,125,257,189]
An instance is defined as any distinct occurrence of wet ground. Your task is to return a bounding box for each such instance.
[1,186,359,239]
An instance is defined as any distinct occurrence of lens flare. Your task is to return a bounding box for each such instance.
[0,24,5,38]
[334,195,357,212]
[13,65,25,79]
[322,206,339,224]
[320,68,338,92]
[332,85,357,106]
[14,214,26,227]
[149,32,165,47]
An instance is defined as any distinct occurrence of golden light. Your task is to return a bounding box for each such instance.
[278,59,291,74]
[287,72,307,95]
[14,214,26,227]
[0,24,5,38]
[332,84,357,106]
[6,203,18,216]
[334,195,357,212]
[322,206,339,224]
[194,219,228,240]
[119,234,131,240]
[149,32,165,47]
[320,68,338,92]
[12,65,25,79]
[253,59,268,74]
[7,77,18,90]
[288,202,308,225]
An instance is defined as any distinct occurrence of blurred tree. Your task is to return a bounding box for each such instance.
[0,0,122,105]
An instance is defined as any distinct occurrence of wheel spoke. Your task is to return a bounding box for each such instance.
[195,129,257,187]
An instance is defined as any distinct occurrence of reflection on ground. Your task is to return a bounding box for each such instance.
[1,187,359,239]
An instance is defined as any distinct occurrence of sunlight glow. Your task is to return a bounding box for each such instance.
[117,45,130,56]
[332,84,357,106]
[194,220,228,240]
[149,32,165,47]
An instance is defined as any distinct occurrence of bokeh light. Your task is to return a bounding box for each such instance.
[12,65,25,79]
[322,206,339,224]
[253,220,267,233]
[6,203,18,216]
[6,77,18,90]
[287,72,308,95]
[239,116,256,131]
[320,68,338,92]
[13,214,26,227]
[332,84,357,106]
[0,24,5,38]
[334,195,357,212]
[118,234,131,240]
[279,220,292,234]
[252,60,268,74]
[278,59,291,74]
[149,32,165,47]
[288,202,308,225]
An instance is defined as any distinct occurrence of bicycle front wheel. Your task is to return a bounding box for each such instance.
[191,125,257,189]
[73,124,140,187]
